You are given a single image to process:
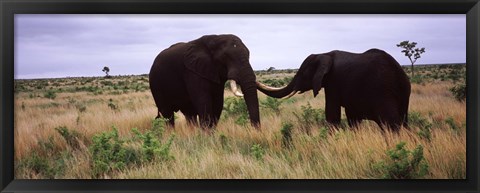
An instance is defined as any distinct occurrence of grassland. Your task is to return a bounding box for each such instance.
[14,64,466,179]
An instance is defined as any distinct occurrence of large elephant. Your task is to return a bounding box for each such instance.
[257,49,411,131]
[149,34,260,129]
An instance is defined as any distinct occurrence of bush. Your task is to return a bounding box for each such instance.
[131,119,174,162]
[90,126,136,177]
[445,117,459,131]
[375,142,429,179]
[449,83,466,101]
[280,122,293,148]
[261,97,283,113]
[410,74,425,84]
[250,144,265,161]
[76,103,87,113]
[261,78,286,87]
[408,111,429,128]
[17,137,71,179]
[55,126,82,150]
[417,124,432,142]
[223,97,249,126]
[108,98,118,111]
[318,127,329,141]
[218,133,230,150]
[294,103,325,134]
[132,128,175,162]
[44,90,57,99]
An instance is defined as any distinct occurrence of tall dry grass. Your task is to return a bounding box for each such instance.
[14,80,465,179]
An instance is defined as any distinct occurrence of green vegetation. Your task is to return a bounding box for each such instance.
[280,122,293,148]
[294,103,325,134]
[90,126,135,177]
[450,83,466,101]
[250,144,265,161]
[375,142,429,179]
[261,97,283,113]
[223,97,249,126]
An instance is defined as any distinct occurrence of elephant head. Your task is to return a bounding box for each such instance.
[257,54,332,98]
[186,34,260,127]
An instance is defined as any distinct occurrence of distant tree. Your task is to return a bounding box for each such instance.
[102,66,110,78]
[267,67,276,72]
[397,41,426,77]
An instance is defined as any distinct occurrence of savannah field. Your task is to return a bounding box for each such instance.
[14,64,466,179]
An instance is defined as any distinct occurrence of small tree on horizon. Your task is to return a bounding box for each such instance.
[102,66,110,77]
[396,41,426,77]
[267,67,276,72]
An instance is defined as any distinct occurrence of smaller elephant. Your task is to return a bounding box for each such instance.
[149,34,260,129]
[257,49,411,131]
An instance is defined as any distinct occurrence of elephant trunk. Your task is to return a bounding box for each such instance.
[239,80,261,128]
[256,75,298,98]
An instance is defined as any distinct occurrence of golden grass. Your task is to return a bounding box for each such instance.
[14,80,465,179]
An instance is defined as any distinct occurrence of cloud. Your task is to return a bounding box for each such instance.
[15,14,465,79]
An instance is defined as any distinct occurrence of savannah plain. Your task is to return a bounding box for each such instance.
[14,64,466,179]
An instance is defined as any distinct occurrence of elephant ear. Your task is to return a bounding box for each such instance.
[184,42,221,84]
[312,54,333,97]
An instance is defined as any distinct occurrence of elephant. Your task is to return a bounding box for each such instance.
[257,49,411,131]
[149,34,260,129]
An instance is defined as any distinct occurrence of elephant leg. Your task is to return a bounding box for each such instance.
[191,91,215,129]
[212,88,224,126]
[345,108,361,129]
[182,108,198,126]
[184,73,218,129]
[158,109,175,127]
[376,105,402,132]
[325,90,341,126]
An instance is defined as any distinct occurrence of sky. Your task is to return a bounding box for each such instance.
[15,14,466,79]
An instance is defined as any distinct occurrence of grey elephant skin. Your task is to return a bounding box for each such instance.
[149,34,260,129]
[257,49,411,131]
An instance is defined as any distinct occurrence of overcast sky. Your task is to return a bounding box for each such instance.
[15,14,465,79]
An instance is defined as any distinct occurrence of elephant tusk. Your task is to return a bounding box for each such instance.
[283,91,298,99]
[256,81,287,91]
[230,80,244,97]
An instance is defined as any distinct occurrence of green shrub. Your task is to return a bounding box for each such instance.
[132,118,174,162]
[445,117,459,131]
[294,103,325,134]
[410,74,425,84]
[108,99,118,111]
[375,142,429,179]
[261,78,285,87]
[44,90,57,99]
[218,133,230,150]
[261,97,283,113]
[76,103,87,113]
[55,126,82,150]
[250,144,265,161]
[319,127,329,141]
[223,97,249,126]
[20,153,55,178]
[17,137,71,179]
[280,122,293,148]
[151,118,168,138]
[449,83,466,101]
[132,131,174,162]
[408,111,429,128]
[90,126,135,177]
[417,124,432,142]
[100,80,113,86]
